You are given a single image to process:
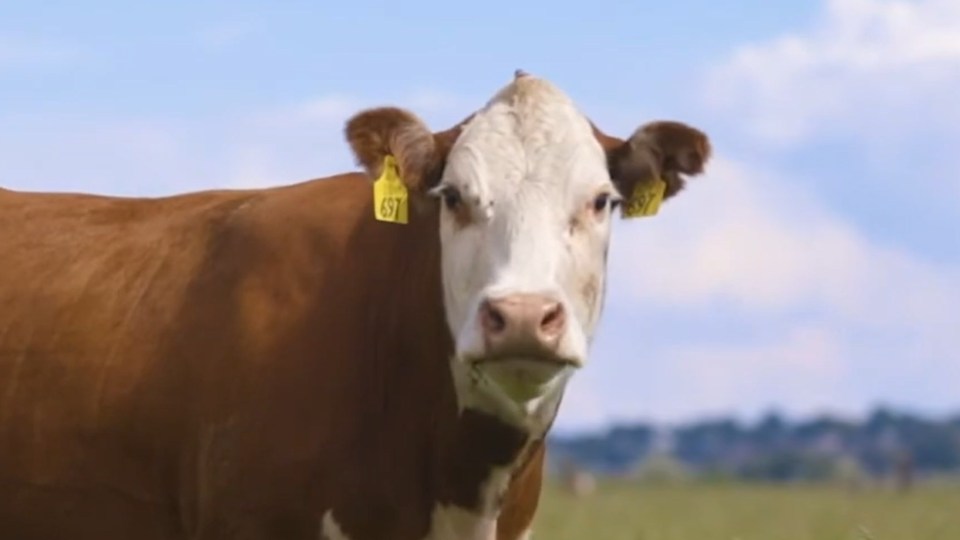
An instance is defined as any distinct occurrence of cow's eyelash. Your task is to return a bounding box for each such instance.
[429,184,463,211]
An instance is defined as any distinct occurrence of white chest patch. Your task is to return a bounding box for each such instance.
[426,504,498,540]
[423,465,514,540]
[320,510,352,540]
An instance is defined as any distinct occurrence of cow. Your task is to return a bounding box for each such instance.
[0,70,711,539]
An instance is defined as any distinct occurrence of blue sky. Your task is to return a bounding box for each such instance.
[3,0,958,434]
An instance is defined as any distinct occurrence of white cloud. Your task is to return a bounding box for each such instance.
[647,325,851,422]
[612,155,960,328]
[703,0,960,147]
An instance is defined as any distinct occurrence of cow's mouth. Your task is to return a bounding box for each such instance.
[467,355,579,403]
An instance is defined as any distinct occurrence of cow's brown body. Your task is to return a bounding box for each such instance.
[0,175,539,539]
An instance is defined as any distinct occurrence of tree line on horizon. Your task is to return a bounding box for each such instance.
[547,407,960,484]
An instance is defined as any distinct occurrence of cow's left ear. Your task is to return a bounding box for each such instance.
[344,107,466,192]
[594,121,712,202]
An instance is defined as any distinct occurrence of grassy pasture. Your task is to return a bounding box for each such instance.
[533,480,960,540]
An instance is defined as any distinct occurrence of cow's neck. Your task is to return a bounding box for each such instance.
[428,409,540,538]
[357,201,542,535]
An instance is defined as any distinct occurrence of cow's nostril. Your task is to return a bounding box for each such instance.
[480,301,507,334]
[539,302,565,337]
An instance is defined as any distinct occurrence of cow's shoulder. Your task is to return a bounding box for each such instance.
[173,173,379,353]
[215,172,373,258]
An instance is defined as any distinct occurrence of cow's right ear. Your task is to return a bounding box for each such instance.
[592,120,711,205]
[345,107,463,192]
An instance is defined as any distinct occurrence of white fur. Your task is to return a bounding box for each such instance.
[425,465,514,540]
[320,510,351,540]
[427,505,497,540]
[438,76,616,430]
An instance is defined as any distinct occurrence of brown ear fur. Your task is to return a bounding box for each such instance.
[344,107,438,191]
[595,121,712,200]
[344,108,472,192]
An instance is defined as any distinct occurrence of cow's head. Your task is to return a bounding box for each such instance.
[346,71,710,434]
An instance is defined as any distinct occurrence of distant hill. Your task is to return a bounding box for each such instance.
[547,408,960,482]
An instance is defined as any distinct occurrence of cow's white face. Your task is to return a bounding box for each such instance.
[345,72,711,433]
[429,78,616,429]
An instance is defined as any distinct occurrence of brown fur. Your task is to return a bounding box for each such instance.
[344,108,472,193]
[497,442,545,539]
[593,120,712,200]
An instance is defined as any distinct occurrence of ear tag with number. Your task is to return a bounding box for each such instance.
[620,177,666,219]
[373,155,409,224]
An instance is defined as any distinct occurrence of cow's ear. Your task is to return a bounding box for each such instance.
[594,121,712,202]
[344,107,465,192]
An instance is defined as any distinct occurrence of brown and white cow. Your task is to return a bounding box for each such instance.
[0,71,711,539]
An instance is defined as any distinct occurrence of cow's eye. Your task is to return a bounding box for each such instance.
[442,187,462,211]
[592,193,620,213]
[431,184,462,211]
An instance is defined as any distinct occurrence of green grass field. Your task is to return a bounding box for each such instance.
[533,481,960,540]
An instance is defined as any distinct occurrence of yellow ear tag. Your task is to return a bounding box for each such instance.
[373,155,409,224]
[620,177,666,219]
